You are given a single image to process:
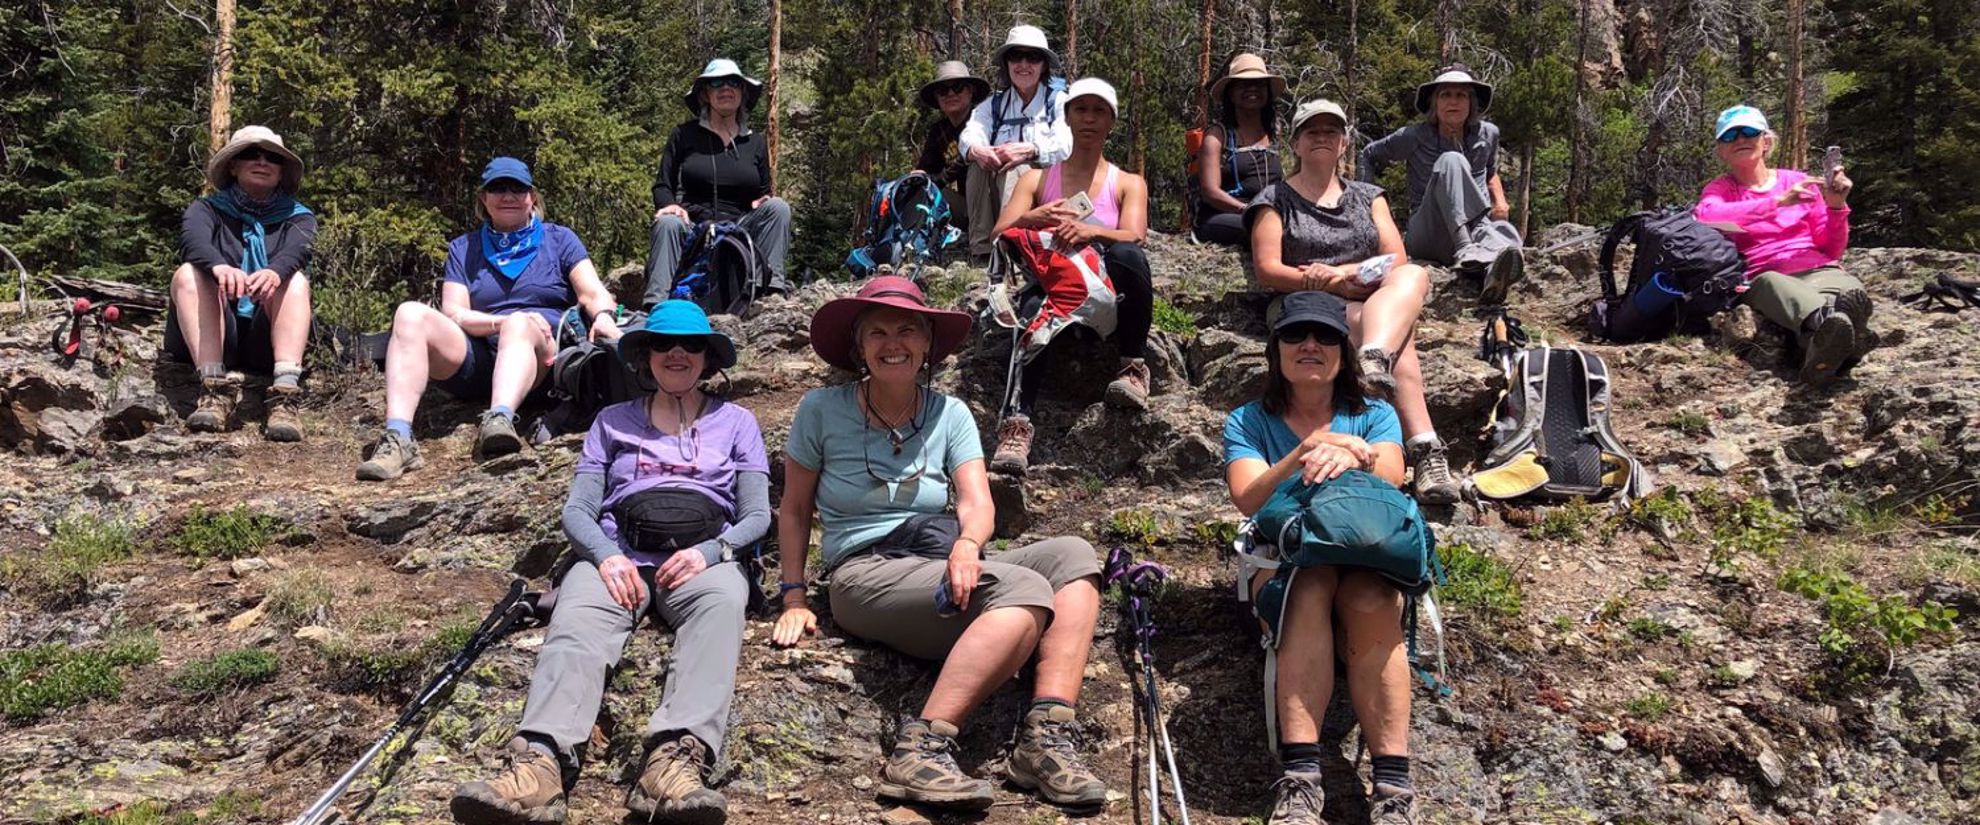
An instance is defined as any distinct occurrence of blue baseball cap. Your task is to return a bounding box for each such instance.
[480,156,534,189]
[618,300,738,380]
[1714,106,1770,141]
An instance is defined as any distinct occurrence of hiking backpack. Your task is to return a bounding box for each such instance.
[1470,333,1651,503]
[1589,206,1747,342]
[985,227,1118,416]
[531,307,645,440]
[846,171,961,281]
[671,222,776,317]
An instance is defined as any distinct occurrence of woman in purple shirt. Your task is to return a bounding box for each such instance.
[357,157,623,481]
[451,301,768,825]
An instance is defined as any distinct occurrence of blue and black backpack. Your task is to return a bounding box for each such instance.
[847,171,962,281]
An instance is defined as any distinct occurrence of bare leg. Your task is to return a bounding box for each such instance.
[1335,571,1410,756]
[262,272,314,365]
[383,302,469,422]
[1388,339,1434,441]
[489,312,553,411]
[1031,576,1101,703]
[919,605,1047,725]
[1254,565,1341,743]
[170,263,225,367]
[1356,264,1429,354]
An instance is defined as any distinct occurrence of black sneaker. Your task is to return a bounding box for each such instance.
[476,410,524,460]
[1798,308,1855,387]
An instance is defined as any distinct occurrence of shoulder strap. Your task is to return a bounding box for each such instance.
[1597,212,1652,302]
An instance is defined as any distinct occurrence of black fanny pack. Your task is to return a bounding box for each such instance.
[869,513,962,561]
[612,488,725,555]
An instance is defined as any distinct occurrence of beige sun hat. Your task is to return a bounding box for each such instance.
[1207,53,1287,101]
[1414,64,1493,114]
[206,125,304,193]
[919,61,991,109]
[1289,98,1350,135]
[991,25,1058,69]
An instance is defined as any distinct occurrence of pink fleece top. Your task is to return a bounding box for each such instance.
[1693,169,1851,279]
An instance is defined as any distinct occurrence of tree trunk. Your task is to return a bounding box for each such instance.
[947,0,963,58]
[1343,0,1359,175]
[1518,141,1535,239]
[208,0,235,160]
[1063,0,1079,77]
[1437,0,1458,64]
[1783,0,1806,171]
[768,0,783,187]
[1567,0,1591,223]
[1193,0,1216,129]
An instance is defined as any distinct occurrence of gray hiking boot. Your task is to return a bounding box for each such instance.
[1481,246,1524,307]
[1357,347,1397,401]
[1105,358,1152,411]
[1007,704,1106,807]
[1367,782,1421,825]
[1833,288,1876,375]
[625,733,726,825]
[1797,305,1856,387]
[449,738,568,825]
[1266,771,1326,825]
[991,415,1035,475]
[1405,437,1460,505]
[187,374,239,433]
[356,430,424,481]
[263,384,304,442]
[476,410,524,460]
[878,718,994,810]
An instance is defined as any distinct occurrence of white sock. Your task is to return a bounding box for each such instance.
[1407,433,1441,449]
[197,362,226,379]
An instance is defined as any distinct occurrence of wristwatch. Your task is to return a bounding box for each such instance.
[715,537,736,563]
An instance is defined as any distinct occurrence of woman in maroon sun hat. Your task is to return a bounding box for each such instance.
[768,275,1110,810]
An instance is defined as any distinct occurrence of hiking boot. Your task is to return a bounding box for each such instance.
[263,385,304,442]
[187,374,239,433]
[1266,772,1325,825]
[991,415,1035,475]
[1480,246,1524,307]
[476,410,524,460]
[1104,358,1151,411]
[1405,438,1460,505]
[625,734,726,825]
[878,718,994,810]
[1833,288,1877,375]
[1367,782,1421,825]
[1357,347,1397,401]
[1007,704,1106,807]
[356,430,424,481]
[1797,306,1855,387]
[449,738,568,825]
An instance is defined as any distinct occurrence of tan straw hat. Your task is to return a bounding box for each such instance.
[919,61,991,110]
[205,125,304,193]
[1207,53,1287,101]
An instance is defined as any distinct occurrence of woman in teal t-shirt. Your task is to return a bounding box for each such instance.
[768,276,1108,811]
[1221,290,1422,825]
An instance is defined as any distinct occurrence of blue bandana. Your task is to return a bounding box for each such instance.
[480,217,544,280]
[204,186,313,316]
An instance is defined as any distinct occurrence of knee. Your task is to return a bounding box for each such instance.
[1434,151,1472,175]
[652,214,690,237]
[391,301,433,334]
[1387,263,1429,296]
[1334,573,1403,620]
[498,311,540,339]
[756,196,792,221]
[170,263,202,295]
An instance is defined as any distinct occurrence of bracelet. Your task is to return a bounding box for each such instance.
[777,581,807,597]
[956,536,982,551]
[591,306,616,326]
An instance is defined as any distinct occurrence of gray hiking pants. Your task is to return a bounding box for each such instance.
[1404,151,1521,269]
[643,197,793,309]
[1743,265,1867,342]
[517,558,747,765]
[966,164,1027,257]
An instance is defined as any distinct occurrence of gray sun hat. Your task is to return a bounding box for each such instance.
[682,58,764,114]
[919,61,991,109]
[1415,64,1493,114]
[991,25,1058,71]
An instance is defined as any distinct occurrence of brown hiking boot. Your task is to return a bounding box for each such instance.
[356,430,423,481]
[1367,782,1421,825]
[991,415,1035,475]
[1797,306,1855,387]
[1104,358,1151,411]
[625,733,726,824]
[1833,288,1876,375]
[476,410,524,460]
[878,718,994,810]
[263,385,304,442]
[449,738,568,825]
[187,374,239,433]
[1405,437,1460,505]
[1007,704,1106,807]
[1266,771,1326,825]
[1357,347,1397,401]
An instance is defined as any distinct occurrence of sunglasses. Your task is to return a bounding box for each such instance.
[483,181,532,195]
[1005,50,1048,65]
[1717,126,1763,143]
[1278,323,1346,346]
[705,77,743,90]
[235,148,281,164]
[935,82,975,97]
[650,335,709,354]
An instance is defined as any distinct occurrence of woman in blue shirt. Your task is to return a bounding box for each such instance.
[357,157,623,480]
[1222,291,1420,825]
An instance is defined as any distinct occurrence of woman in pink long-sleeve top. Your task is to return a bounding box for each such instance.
[1694,104,1872,386]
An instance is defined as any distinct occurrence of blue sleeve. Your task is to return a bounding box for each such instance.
[553,224,590,275]
[786,390,826,471]
[1223,404,1267,465]
[1360,401,1404,447]
[443,235,471,286]
[941,396,984,472]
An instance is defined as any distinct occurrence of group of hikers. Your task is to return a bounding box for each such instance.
[161,23,1874,825]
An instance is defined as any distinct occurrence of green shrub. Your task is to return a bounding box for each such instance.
[1529,500,1600,541]
[1625,691,1674,720]
[1104,508,1163,547]
[170,649,280,697]
[1696,489,1795,561]
[1627,616,1677,641]
[170,505,295,560]
[1666,410,1710,436]
[1151,298,1196,336]
[1,633,158,722]
[1780,567,1958,683]
[1437,543,1524,623]
[0,511,137,607]
[264,568,335,627]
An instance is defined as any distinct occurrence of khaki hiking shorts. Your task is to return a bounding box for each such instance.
[828,535,1101,661]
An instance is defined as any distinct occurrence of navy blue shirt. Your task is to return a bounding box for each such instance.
[443,222,589,327]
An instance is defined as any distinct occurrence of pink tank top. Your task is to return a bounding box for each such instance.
[1041,162,1122,229]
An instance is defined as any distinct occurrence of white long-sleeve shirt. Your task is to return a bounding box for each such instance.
[958,84,1073,168]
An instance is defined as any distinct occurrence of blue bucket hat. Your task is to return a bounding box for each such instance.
[480,156,534,189]
[618,300,738,381]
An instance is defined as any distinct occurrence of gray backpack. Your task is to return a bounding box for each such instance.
[1471,345,1651,502]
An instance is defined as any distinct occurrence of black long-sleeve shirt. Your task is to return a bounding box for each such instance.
[178,199,317,277]
[651,121,772,223]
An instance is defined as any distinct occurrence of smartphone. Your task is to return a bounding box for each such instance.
[1820,145,1843,188]
[1356,253,1395,287]
[1063,190,1095,220]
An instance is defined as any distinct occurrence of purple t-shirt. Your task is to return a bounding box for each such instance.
[577,396,769,565]
[443,221,589,328]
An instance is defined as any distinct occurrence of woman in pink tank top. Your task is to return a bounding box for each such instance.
[989,78,1153,477]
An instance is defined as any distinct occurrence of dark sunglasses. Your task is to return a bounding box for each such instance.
[705,77,743,90]
[650,335,709,354]
[1278,323,1346,346]
[935,81,975,97]
[483,181,532,195]
[235,148,281,164]
[1717,126,1763,143]
[1005,50,1048,65]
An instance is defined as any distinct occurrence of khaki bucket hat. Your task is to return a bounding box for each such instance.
[206,125,305,193]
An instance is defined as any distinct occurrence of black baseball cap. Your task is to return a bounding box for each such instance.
[1272,291,1352,340]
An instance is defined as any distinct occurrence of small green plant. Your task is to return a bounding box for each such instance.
[1551,615,1576,632]
[1150,298,1197,336]
[1914,493,1970,527]
[1105,508,1163,547]
[71,801,199,825]
[1705,663,1748,688]
[1653,667,1681,685]
[1625,692,1674,720]
[1640,572,1671,590]
[170,505,295,560]
[1,633,158,722]
[1697,489,1795,561]
[1437,543,1523,623]
[1780,567,1959,684]
[1529,500,1600,541]
[208,789,265,820]
[1629,487,1695,534]
[264,567,335,627]
[1191,519,1240,547]
[1,511,137,607]
[1627,616,1677,641]
[1666,409,1710,436]
[170,648,280,697]
[1079,475,1105,495]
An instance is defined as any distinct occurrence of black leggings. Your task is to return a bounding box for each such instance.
[1194,210,1249,246]
[1016,241,1152,414]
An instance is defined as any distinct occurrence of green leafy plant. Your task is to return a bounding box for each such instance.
[264,568,335,628]
[1105,508,1163,548]
[1437,543,1524,623]
[1666,409,1710,436]
[1150,298,1197,336]
[1,633,158,722]
[1627,616,1677,641]
[1191,519,1240,547]
[1625,692,1674,720]
[1780,567,1959,684]
[0,511,137,607]
[170,505,295,560]
[170,648,280,696]
[1696,489,1795,563]
[1529,500,1600,541]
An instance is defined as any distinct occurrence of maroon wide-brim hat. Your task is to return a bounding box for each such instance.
[809,275,973,371]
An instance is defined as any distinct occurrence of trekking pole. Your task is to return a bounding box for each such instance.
[1105,548,1192,825]
[289,579,542,825]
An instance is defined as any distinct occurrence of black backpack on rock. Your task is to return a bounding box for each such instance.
[1589,206,1747,342]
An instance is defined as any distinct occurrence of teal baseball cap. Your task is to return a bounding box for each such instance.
[1714,105,1770,141]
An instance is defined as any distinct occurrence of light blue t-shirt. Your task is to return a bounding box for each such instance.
[786,384,984,569]
[1223,398,1404,466]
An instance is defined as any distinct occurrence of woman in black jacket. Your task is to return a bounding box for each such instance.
[642,58,791,309]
